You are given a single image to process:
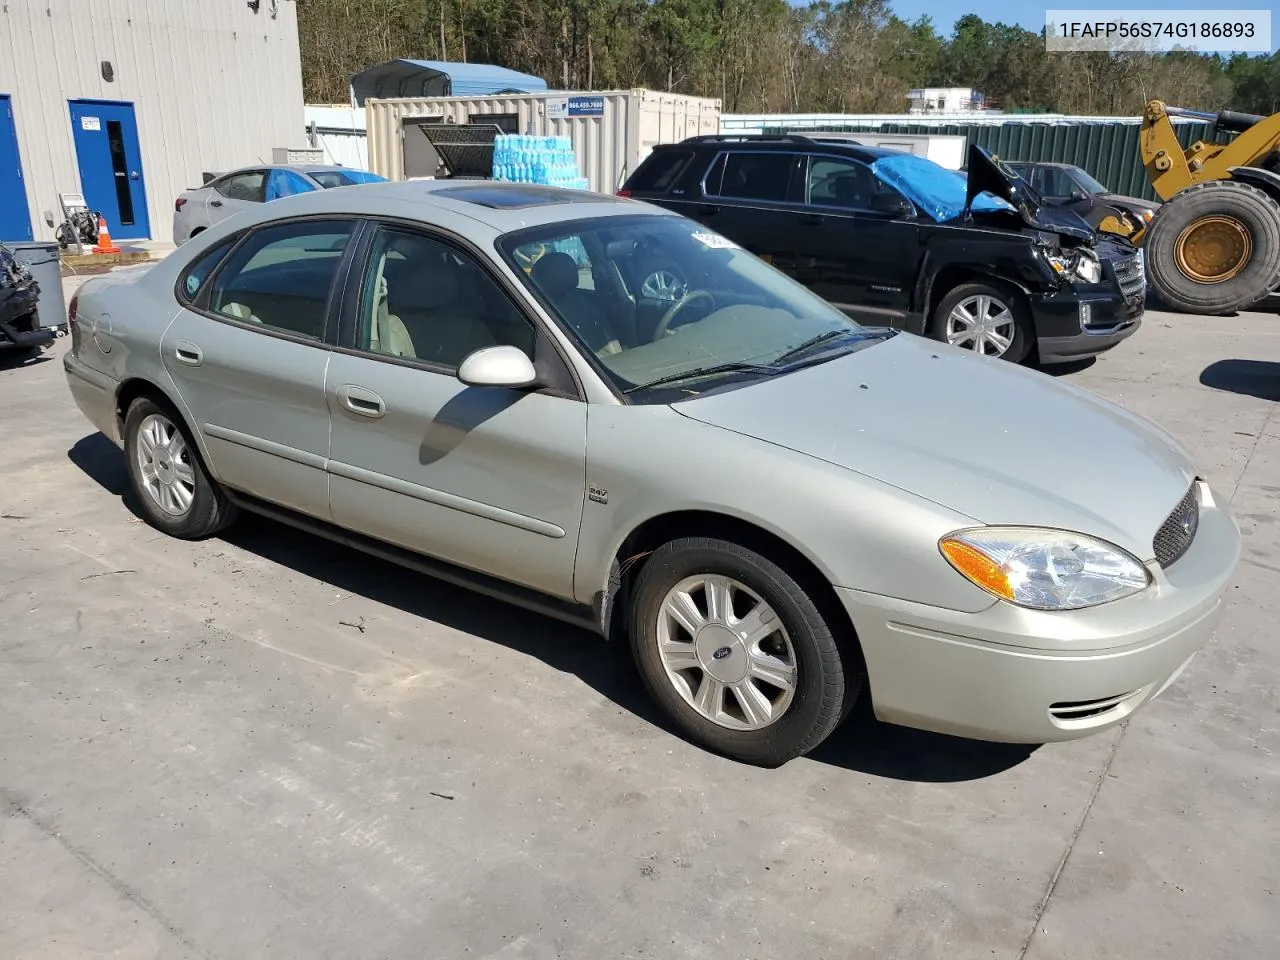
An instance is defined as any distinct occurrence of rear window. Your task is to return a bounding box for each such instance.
[628,150,694,193]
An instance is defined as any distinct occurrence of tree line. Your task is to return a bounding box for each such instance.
[298,0,1280,117]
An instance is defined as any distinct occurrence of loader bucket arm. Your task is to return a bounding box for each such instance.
[1142,99,1280,201]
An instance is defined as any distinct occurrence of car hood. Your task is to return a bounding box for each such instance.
[965,145,1096,241]
[673,334,1195,560]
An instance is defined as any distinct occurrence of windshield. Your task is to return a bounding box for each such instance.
[870,154,1014,223]
[498,215,876,399]
[311,169,388,189]
[1068,167,1109,195]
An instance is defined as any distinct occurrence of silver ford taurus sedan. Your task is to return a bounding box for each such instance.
[64,180,1240,766]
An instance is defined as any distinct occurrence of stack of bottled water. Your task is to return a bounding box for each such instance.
[492,135,590,190]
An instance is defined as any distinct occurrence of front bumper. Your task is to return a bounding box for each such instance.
[837,482,1240,743]
[1029,285,1144,364]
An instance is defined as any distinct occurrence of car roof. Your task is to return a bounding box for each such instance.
[660,136,902,164]
[218,179,667,234]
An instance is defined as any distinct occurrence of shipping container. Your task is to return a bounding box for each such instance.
[366,89,721,193]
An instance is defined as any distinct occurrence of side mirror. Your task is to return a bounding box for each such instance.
[457,345,539,389]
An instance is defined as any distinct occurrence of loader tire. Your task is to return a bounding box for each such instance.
[1145,180,1280,315]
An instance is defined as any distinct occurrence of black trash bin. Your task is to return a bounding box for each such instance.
[5,240,65,330]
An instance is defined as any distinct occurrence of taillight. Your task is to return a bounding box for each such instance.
[175,198,187,211]
[67,291,79,328]
[616,189,632,198]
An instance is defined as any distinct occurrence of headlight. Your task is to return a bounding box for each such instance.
[1046,250,1102,284]
[939,527,1151,610]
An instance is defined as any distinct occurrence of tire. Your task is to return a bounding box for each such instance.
[123,396,237,539]
[1144,181,1280,315]
[628,537,860,766]
[929,281,1032,363]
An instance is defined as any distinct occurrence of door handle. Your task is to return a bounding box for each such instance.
[173,341,203,366]
[339,385,386,419]
[209,199,223,208]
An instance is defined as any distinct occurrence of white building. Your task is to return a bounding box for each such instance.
[0,0,305,243]
[906,88,991,115]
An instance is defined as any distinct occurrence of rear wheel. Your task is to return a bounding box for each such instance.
[1144,180,1280,314]
[123,396,237,539]
[930,281,1031,363]
[628,537,859,766]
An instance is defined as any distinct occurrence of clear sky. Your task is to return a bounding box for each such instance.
[887,0,1279,52]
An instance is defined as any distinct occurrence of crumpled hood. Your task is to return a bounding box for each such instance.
[673,334,1195,560]
[965,145,1096,241]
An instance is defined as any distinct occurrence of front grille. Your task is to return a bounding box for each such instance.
[1154,483,1200,569]
[1112,254,1146,300]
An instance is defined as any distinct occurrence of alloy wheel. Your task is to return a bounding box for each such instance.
[135,413,196,517]
[656,574,798,730]
[946,294,1016,357]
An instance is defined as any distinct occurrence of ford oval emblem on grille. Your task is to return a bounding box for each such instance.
[712,646,732,661]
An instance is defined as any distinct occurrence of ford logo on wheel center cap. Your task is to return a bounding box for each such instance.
[712,646,732,661]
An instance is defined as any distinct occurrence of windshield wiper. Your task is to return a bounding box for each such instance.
[623,362,779,395]
[773,329,880,366]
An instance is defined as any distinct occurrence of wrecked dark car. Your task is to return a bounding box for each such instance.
[620,139,1145,364]
[0,243,54,357]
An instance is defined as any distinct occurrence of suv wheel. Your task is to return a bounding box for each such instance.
[931,281,1031,363]
[123,396,237,539]
[628,537,858,766]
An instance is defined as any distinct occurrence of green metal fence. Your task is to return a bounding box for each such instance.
[763,121,1216,202]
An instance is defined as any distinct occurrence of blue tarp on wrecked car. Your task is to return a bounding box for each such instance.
[871,154,1014,223]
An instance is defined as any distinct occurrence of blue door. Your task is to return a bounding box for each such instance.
[0,95,33,241]
[68,100,151,240]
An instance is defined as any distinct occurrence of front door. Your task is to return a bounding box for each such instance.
[783,154,921,328]
[68,100,151,240]
[0,95,31,241]
[326,223,588,600]
[162,218,357,520]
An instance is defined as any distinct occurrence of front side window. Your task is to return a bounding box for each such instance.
[501,215,881,400]
[705,153,797,202]
[206,220,353,339]
[806,157,875,209]
[215,171,266,202]
[356,227,534,368]
[265,169,316,201]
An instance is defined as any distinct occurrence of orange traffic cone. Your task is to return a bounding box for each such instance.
[92,215,121,254]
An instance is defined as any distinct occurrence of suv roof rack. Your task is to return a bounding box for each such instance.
[681,134,815,144]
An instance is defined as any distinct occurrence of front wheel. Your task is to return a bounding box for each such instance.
[628,537,859,766]
[930,281,1031,363]
[123,396,237,539]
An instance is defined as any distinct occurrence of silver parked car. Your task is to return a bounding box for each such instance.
[66,181,1240,765]
[172,164,386,245]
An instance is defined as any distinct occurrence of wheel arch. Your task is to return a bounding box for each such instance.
[1228,166,1280,205]
[602,509,861,663]
[923,264,1033,322]
[114,377,221,480]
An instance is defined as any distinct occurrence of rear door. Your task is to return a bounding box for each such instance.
[161,219,356,519]
[206,169,267,228]
[684,150,804,265]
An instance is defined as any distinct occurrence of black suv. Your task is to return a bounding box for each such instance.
[620,137,1145,365]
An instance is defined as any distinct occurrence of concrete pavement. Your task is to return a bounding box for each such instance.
[1,292,1276,959]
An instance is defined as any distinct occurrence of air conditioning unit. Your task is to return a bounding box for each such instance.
[272,147,324,165]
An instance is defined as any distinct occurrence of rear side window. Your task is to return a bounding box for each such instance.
[206,220,354,340]
[705,153,796,202]
[178,237,236,302]
[215,171,266,202]
[628,150,694,193]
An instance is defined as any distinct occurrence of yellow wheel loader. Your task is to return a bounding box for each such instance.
[1138,100,1280,314]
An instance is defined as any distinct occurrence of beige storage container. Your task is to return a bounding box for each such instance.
[366,89,720,193]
